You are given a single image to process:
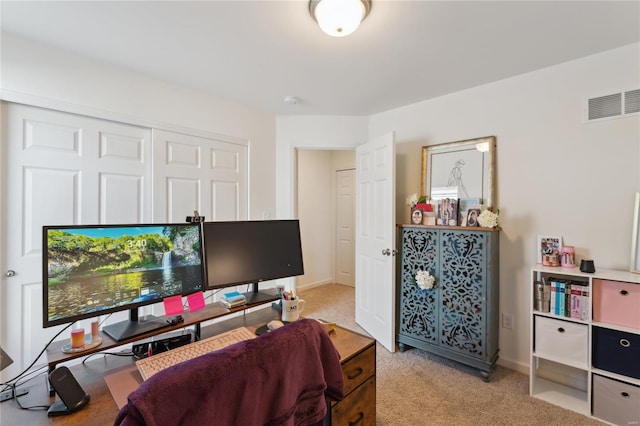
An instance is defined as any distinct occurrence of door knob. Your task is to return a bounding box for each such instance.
[5,270,16,277]
[381,249,391,256]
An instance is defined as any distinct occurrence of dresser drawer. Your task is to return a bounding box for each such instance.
[592,374,640,426]
[592,326,640,379]
[534,316,588,366]
[593,279,640,329]
[340,345,375,396]
[330,376,376,426]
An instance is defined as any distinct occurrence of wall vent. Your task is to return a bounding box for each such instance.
[586,89,640,122]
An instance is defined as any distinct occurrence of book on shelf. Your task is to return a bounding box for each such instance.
[548,277,566,316]
[581,285,589,321]
[542,280,551,313]
[221,292,247,308]
[570,282,582,319]
[557,280,565,317]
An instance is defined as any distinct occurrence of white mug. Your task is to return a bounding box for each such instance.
[281,298,306,322]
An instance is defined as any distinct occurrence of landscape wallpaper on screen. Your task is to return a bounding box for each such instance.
[46,225,203,322]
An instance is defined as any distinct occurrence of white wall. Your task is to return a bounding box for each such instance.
[370,43,640,371]
[332,150,356,172]
[275,115,369,217]
[297,150,334,288]
[0,32,277,220]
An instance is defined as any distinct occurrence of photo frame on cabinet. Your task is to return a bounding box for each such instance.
[466,208,482,227]
[421,136,496,209]
[630,192,640,273]
[537,235,563,264]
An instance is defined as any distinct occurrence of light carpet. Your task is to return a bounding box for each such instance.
[299,283,604,426]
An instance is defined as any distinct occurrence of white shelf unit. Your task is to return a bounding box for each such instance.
[530,265,640,425]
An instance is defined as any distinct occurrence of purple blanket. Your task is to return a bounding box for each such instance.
[114,319,344,426]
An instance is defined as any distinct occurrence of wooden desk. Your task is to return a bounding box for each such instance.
[45,290,279,370]
[1,308,376,426]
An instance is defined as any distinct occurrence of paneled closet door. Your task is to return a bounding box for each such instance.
[152,129,248,222]
[0,103,151,379]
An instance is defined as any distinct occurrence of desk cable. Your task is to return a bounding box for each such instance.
[0,322,73,410]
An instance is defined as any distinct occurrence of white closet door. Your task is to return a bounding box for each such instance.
[0,103,151,379]
[152,130,248,223]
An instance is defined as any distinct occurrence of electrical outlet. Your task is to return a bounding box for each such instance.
[502,313,514,329]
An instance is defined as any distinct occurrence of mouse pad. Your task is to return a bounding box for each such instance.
[103,364,143,409]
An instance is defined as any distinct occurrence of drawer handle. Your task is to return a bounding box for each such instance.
[347,367,364,380]
[621,392,630,399]
[620,289,629,296]
[557,327,565,333]
[619,339,631,348]
[349,411,365,426]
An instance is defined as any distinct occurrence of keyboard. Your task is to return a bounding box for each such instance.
[135,326,256,380]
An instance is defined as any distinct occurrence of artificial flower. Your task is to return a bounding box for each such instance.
[478,209,499,228]
[415,270,435,290]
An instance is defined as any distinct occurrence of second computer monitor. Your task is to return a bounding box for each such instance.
[202,220,304,291]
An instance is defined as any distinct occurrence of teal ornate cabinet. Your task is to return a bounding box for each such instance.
[396,225,500,380]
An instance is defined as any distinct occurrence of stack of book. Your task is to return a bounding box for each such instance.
[548,277,589,320]
[220,291,247,308]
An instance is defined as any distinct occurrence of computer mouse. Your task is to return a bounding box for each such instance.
[267,320,284,331]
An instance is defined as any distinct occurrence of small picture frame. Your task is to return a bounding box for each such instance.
[537,235,563,264]
[436,198,458,226]
[411,208,423,225]
[466,208,481,227]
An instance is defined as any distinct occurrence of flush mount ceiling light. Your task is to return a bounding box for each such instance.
[309,0,372,37]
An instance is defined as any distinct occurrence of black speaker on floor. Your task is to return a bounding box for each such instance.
[47,366,90,417]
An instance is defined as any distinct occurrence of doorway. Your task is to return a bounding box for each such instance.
[295,149,355,291]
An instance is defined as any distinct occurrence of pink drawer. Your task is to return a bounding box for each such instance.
[592,279,640,329]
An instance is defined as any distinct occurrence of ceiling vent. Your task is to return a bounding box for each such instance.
[586,89,640,122]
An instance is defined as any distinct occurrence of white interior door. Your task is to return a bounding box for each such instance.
[336,169,355,287]
[355,132,396,352]
[152,129,248,223]
[0,103,151,379]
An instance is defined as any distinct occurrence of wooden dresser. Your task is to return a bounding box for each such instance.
[325,325,376,426]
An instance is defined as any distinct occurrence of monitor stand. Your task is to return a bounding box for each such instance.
[241,282,279,305]
[102,308,170,342]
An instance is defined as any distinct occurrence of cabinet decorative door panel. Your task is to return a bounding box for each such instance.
[398,228,439,343]
[439,230,487,358]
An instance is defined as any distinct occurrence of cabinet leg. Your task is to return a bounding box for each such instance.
[398,343,409,352]
[480,370,491,382]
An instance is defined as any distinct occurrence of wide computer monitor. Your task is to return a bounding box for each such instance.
[43,223,205,341]
[202,220,304,303]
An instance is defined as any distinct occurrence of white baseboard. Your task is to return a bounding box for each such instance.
[497,357,528,375]
[296,279,333,292]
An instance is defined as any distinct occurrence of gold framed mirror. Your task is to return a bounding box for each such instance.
[421,136,496,208]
